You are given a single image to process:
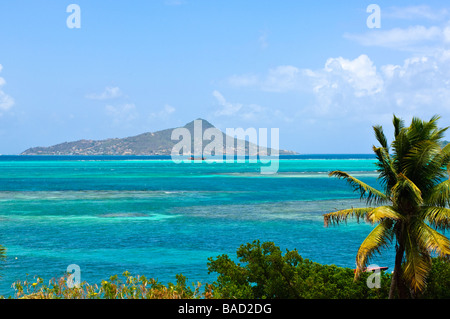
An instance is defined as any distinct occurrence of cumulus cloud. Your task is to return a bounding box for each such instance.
[226,51,450,122]
[86,86,123,100]
[227,55,383,97]
[308,52,450,120]
[213,90,243,116]
[295,55,385,117]
[379,51,450,114]
[0,64,14,114]
[314,55,384,97]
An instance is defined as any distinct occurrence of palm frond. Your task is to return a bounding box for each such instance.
[323,207,375,227]
[373,125,388,150]
[429,127,448,143]
[407,116,439,145]
[329,170,389,205]
[373,146,397,194]
[438,142,450,171]
[403,231,432,294]
[415,221,450,258]
[425,180,450,207]
[422,206,450,230]
[423,115,445,141]
[406,116,447,157]
[355,220,393,278]
[391,173,423,208]
[403,140,442,192]
[403,140,440,175]
[393,114,405,138]
[391,128,410,173]
[367,206,402,224]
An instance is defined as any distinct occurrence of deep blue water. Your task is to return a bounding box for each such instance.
[0,154,395,296]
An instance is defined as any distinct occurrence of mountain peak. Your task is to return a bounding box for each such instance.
[183,118,215,130]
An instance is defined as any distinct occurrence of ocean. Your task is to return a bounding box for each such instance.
[0,155,395,296]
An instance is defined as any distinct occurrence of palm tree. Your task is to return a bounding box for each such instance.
[324,115,450,299]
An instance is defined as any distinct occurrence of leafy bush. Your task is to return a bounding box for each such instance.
[3,240,450,299]
[9,272,213,299]
[422,257,450,299]
[207,240,391,299]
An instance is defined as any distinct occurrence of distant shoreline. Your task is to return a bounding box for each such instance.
[0,154,377,162]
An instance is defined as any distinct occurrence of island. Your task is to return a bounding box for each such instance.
[20,119,298,156]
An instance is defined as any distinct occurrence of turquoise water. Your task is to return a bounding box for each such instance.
[0,155,395,296]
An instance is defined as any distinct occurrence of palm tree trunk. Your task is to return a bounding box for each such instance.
[389,240,410,299]
[388,267,397,299]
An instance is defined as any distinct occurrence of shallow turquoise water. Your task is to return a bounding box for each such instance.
[0,155,395,296]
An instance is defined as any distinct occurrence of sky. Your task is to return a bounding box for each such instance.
[1,0,450,154]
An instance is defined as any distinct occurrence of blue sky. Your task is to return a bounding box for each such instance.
[1,0,450,154]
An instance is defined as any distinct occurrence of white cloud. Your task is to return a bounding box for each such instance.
[162,104,175,115]
[318,55,384,97]
[316,51,450,120]
[228,74,259,87]
[338,5,450,119]
[384,5,449,21]
[0,64,14,114]
[305,52,450,119]
[228,55,383,98]
[86,86,123,100]
[444,26,450,43]
[344,5,450,51]
[213,90,242,116]
[0,91,14,112]
[225,51,450,123]
[378,50,450,113]
[344,5,450,53]
[344,25,444,51]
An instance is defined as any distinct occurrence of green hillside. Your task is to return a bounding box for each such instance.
[21,119,298,156]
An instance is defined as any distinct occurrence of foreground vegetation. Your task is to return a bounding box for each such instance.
[2,240,450,299]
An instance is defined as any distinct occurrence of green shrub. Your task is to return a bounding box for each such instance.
[422,257,450,299]
[207,240,391,299]
[9,271,211,299]
[3,240,450,299]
